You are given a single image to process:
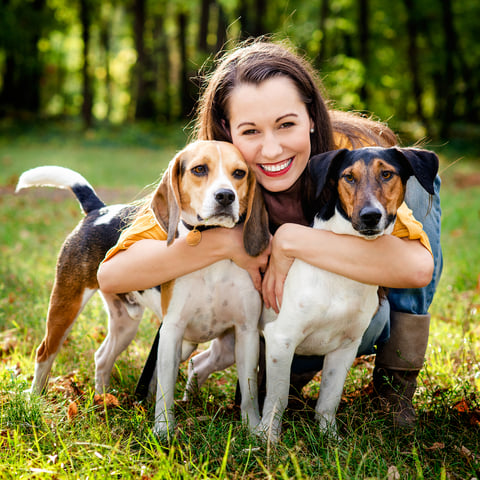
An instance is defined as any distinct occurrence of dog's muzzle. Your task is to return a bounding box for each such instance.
[200,188,239,227]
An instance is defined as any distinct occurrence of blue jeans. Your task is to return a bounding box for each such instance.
[291,175,442,374]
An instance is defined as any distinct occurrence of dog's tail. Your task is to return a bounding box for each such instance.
[15,165,106,214]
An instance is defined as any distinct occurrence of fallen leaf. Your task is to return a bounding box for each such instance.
[387,465,400,480]
[454,399,469,413]
[454,445,480,462]
[67,402,78,420]
[424,442,445,451]
[94,393,119,408]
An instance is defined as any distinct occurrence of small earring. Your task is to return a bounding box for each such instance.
[310,128,314,133]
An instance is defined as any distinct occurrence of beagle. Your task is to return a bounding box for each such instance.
[16,141,270,438]
[257,147,439,441]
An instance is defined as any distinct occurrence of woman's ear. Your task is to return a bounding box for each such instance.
[221,118,232,142]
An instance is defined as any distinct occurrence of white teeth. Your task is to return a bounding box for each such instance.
[261,158,292,173]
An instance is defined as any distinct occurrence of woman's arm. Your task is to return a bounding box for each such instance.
[262,223,434,312]
[97,225,271,294]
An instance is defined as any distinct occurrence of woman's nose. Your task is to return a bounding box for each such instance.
[261,132,283,159]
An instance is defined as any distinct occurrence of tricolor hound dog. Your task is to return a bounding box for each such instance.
[187,146,438,441]
[16,140,270,438]
[258,146,438,441]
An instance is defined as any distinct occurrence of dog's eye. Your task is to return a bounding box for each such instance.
[232,169,246,179]
[381,171,394,180]
[191,165,208,176]
[343,173,355,184]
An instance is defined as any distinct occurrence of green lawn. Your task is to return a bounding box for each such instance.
[0,124,479,479]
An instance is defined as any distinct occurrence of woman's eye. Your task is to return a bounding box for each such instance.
[232,169,246,179]
[192,165,208,176]
[241,129,257,136]
[279,122,294,129]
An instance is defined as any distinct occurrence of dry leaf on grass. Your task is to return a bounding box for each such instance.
[387,465,400,480]
[424,442,445,451]
[94,393,120,408]
[67,401,78,420]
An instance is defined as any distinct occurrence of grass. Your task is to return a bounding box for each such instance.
[0,123,479,479]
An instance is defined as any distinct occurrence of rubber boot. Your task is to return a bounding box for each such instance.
[373,311,430,429]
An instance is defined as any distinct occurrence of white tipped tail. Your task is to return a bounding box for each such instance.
[15,166,93,193]
[15,165,105,214]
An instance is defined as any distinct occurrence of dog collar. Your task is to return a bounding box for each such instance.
[181,214,247,247]
[181,221,217,246]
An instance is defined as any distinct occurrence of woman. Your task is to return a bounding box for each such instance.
[98,40,442,428]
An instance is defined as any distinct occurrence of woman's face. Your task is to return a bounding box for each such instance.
[228,76,314,192]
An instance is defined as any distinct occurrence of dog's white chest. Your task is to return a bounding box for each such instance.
[262,213,379,356]
[280,259,378,354]
[166,260,261,343]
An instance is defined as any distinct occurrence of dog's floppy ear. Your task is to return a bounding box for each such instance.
[150,153,182,245]
[390,147,439,195]
[308,149,350,198]
[243,169,270,257]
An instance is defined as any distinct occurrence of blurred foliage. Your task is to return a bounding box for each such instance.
[0,0,479,143]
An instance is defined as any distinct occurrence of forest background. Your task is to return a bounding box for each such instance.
[1,0,479,144]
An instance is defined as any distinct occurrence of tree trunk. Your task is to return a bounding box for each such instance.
[80,0,93,129]
[315,0,330,67]
[402,0,430,134]
[178,11,195,118]
[215,2,228,52]
[0,0,45,116]
[198,0,212,52]
[358,0,369,106]
[439,0,456,138]
[133,0,156,120]
[254,0,267,37]
[100,15,112,122]
[153,11,172,121]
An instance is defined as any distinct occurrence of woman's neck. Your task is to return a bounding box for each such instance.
[261,172,309,232]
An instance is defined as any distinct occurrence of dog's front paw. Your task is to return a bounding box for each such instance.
[316,414,342,441]
[152,422,175,443]
[254,420,281,444]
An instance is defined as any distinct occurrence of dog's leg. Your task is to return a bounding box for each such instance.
[314,342,360,437]
[235,328,261,431]
[183,333,235,401]
[94,292,144,393]
[154,320,183,440]
[258,323,297,442]
[30,287,97,394]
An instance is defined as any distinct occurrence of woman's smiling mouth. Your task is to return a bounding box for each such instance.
[259,158,293,176]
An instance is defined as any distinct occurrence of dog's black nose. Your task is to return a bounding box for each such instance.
[215,189,236,207]
[359,206,382,227]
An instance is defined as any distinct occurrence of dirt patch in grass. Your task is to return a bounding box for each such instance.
[453,172,480,188]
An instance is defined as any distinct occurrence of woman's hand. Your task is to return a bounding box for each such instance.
[262,224,296,313]
[227,224,271,292]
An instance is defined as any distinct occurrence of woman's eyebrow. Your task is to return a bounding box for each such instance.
[236,113,299,129]
[276,113,298,122]
[236,121,256,128]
